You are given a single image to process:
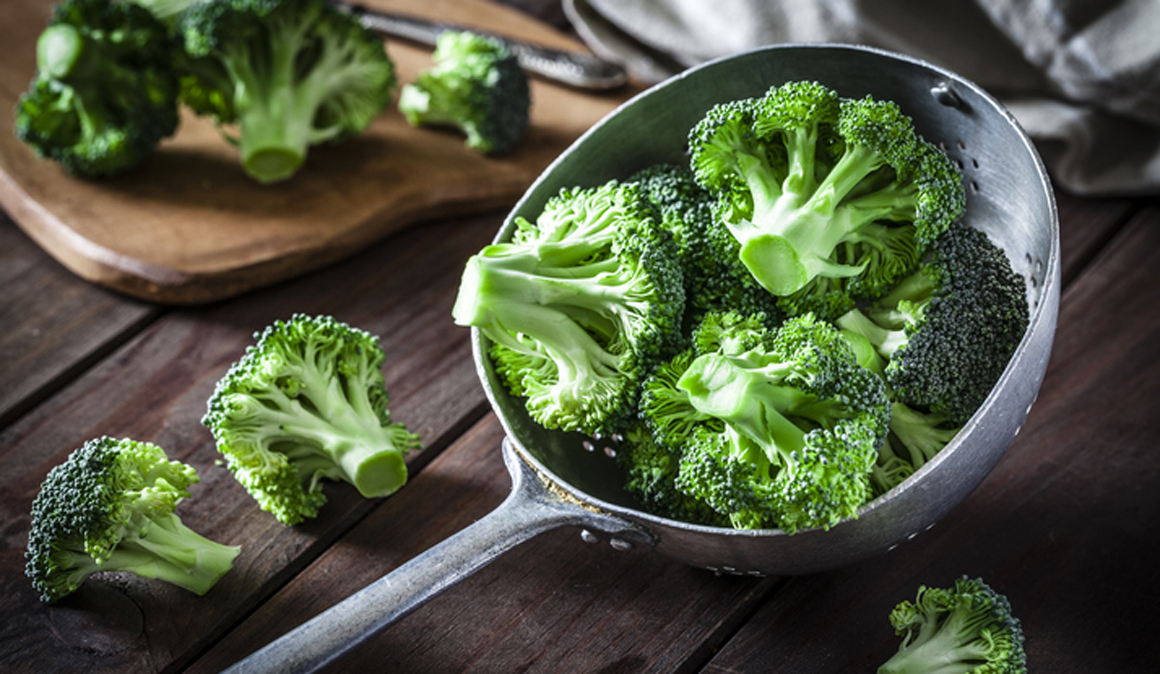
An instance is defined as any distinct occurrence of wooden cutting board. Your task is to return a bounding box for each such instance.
[0,0,635,304]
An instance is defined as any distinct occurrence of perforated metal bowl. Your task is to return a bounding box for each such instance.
[226,43,1059,673]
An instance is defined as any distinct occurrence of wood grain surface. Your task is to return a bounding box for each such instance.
[0,0,633,304]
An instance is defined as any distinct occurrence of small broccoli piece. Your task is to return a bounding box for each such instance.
[837,221,1029,426]
[175,0,396,183]
[203,314,420,525]
[129,0,204,23]
[399,30,530,156]
[628,163,783,328]
[25,437,239,602]
[617,422,728,527]
[14,0,180,178]
[687,80,964,311]
[880,576,1027,674]
[454,180,685,438]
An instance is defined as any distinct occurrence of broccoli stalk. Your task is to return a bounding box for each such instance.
[880,576,1027,674]
[399,30,530,155]
[203,314,420,525]
[453,180,685,437]
[25,437,239,602]
[176,0,396,183]
[688,80,963,305]
[14,0,180,178]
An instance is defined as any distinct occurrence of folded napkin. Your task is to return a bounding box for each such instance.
[564,0,1160,196]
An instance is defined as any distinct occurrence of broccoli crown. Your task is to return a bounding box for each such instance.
[880,576,1027,674]
[628,163,784,328]
[838,221,1029,426]
[14,0,180,178]
[453,180,685,438]
[202,314,420,525]
[634,311,889,531]
[176,0,396,183]
[687,80,964,306]
[25,437,239,602]
[398,30,530,156]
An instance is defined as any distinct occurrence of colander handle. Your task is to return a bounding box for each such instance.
[222,437,649,674]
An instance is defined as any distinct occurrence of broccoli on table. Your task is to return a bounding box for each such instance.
[629,311,890,532]
[25,437,239,602]
[687,80,964,318]
[452,179,685,438]
[203,314,420,525]
[175,0,397,183]
[399,30,530,156]
[14,0,180,178]
[836,220,1029,427]
[880,576,1027,674]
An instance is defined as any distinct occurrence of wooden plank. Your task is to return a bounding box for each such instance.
[699,204,1160,672]
[1054,191,1138,285]
[0,211,496,674]
[0,0,634,304]
[188,413,780,674]
[0,213,158,429]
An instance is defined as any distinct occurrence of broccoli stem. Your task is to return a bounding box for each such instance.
[106,513,240,596]
[36,25,85,80]
[879,604,1002,674]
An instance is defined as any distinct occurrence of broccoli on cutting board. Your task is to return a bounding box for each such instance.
[14,0,180,178]
[203,314,420,526]
[399,30,530,156]
[25,437,239,602]
[174,0,397,184]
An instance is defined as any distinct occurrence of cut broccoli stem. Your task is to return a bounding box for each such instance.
[101,512,240,595]
[37,25,85,79]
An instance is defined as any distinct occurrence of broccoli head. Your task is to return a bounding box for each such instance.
[633,311,889,531]
[616,422,728,527]
[25,436,239,602]
[880,576,1027,674]
[175,0,396,183]
[453,179,686,438]
[837,221,1029,426]
[14,0,180,178]
[202,314,420,525]
[628,163,783,328]
[399,30,530,156]
[687,80,964,314]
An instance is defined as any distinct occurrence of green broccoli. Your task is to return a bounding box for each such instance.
[628,163,783,329]
[616,422,728,527]
[14,0,180,178]
[452,179,686,438]
[631,311,889,531]
[202,314,420,525]
[129,0,204,23]
[836,221,1029,427]
[687,80,964,314]
[399,30,530,156]
[25,437,239,602]
[174,0,396,183]
[880,576,1027,674]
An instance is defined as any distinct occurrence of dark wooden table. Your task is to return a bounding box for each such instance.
[3,4,1159,673]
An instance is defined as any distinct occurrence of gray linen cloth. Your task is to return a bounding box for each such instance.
[563,0,1160,196]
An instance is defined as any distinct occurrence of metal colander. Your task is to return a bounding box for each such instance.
[226,43,1060,673]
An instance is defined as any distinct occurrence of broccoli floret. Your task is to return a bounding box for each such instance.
[202,314,420,525]
[687,80,964,313]
[617,422,728,527]
[14,0,180,178]
[175,0,396,183]
[837,221,1029,426]
[880,576,1027,674]
[628,163,783,329]
[453,180,685,438]
[399,30,530,156]
[634,312,889,531]
[25,437,239,602]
